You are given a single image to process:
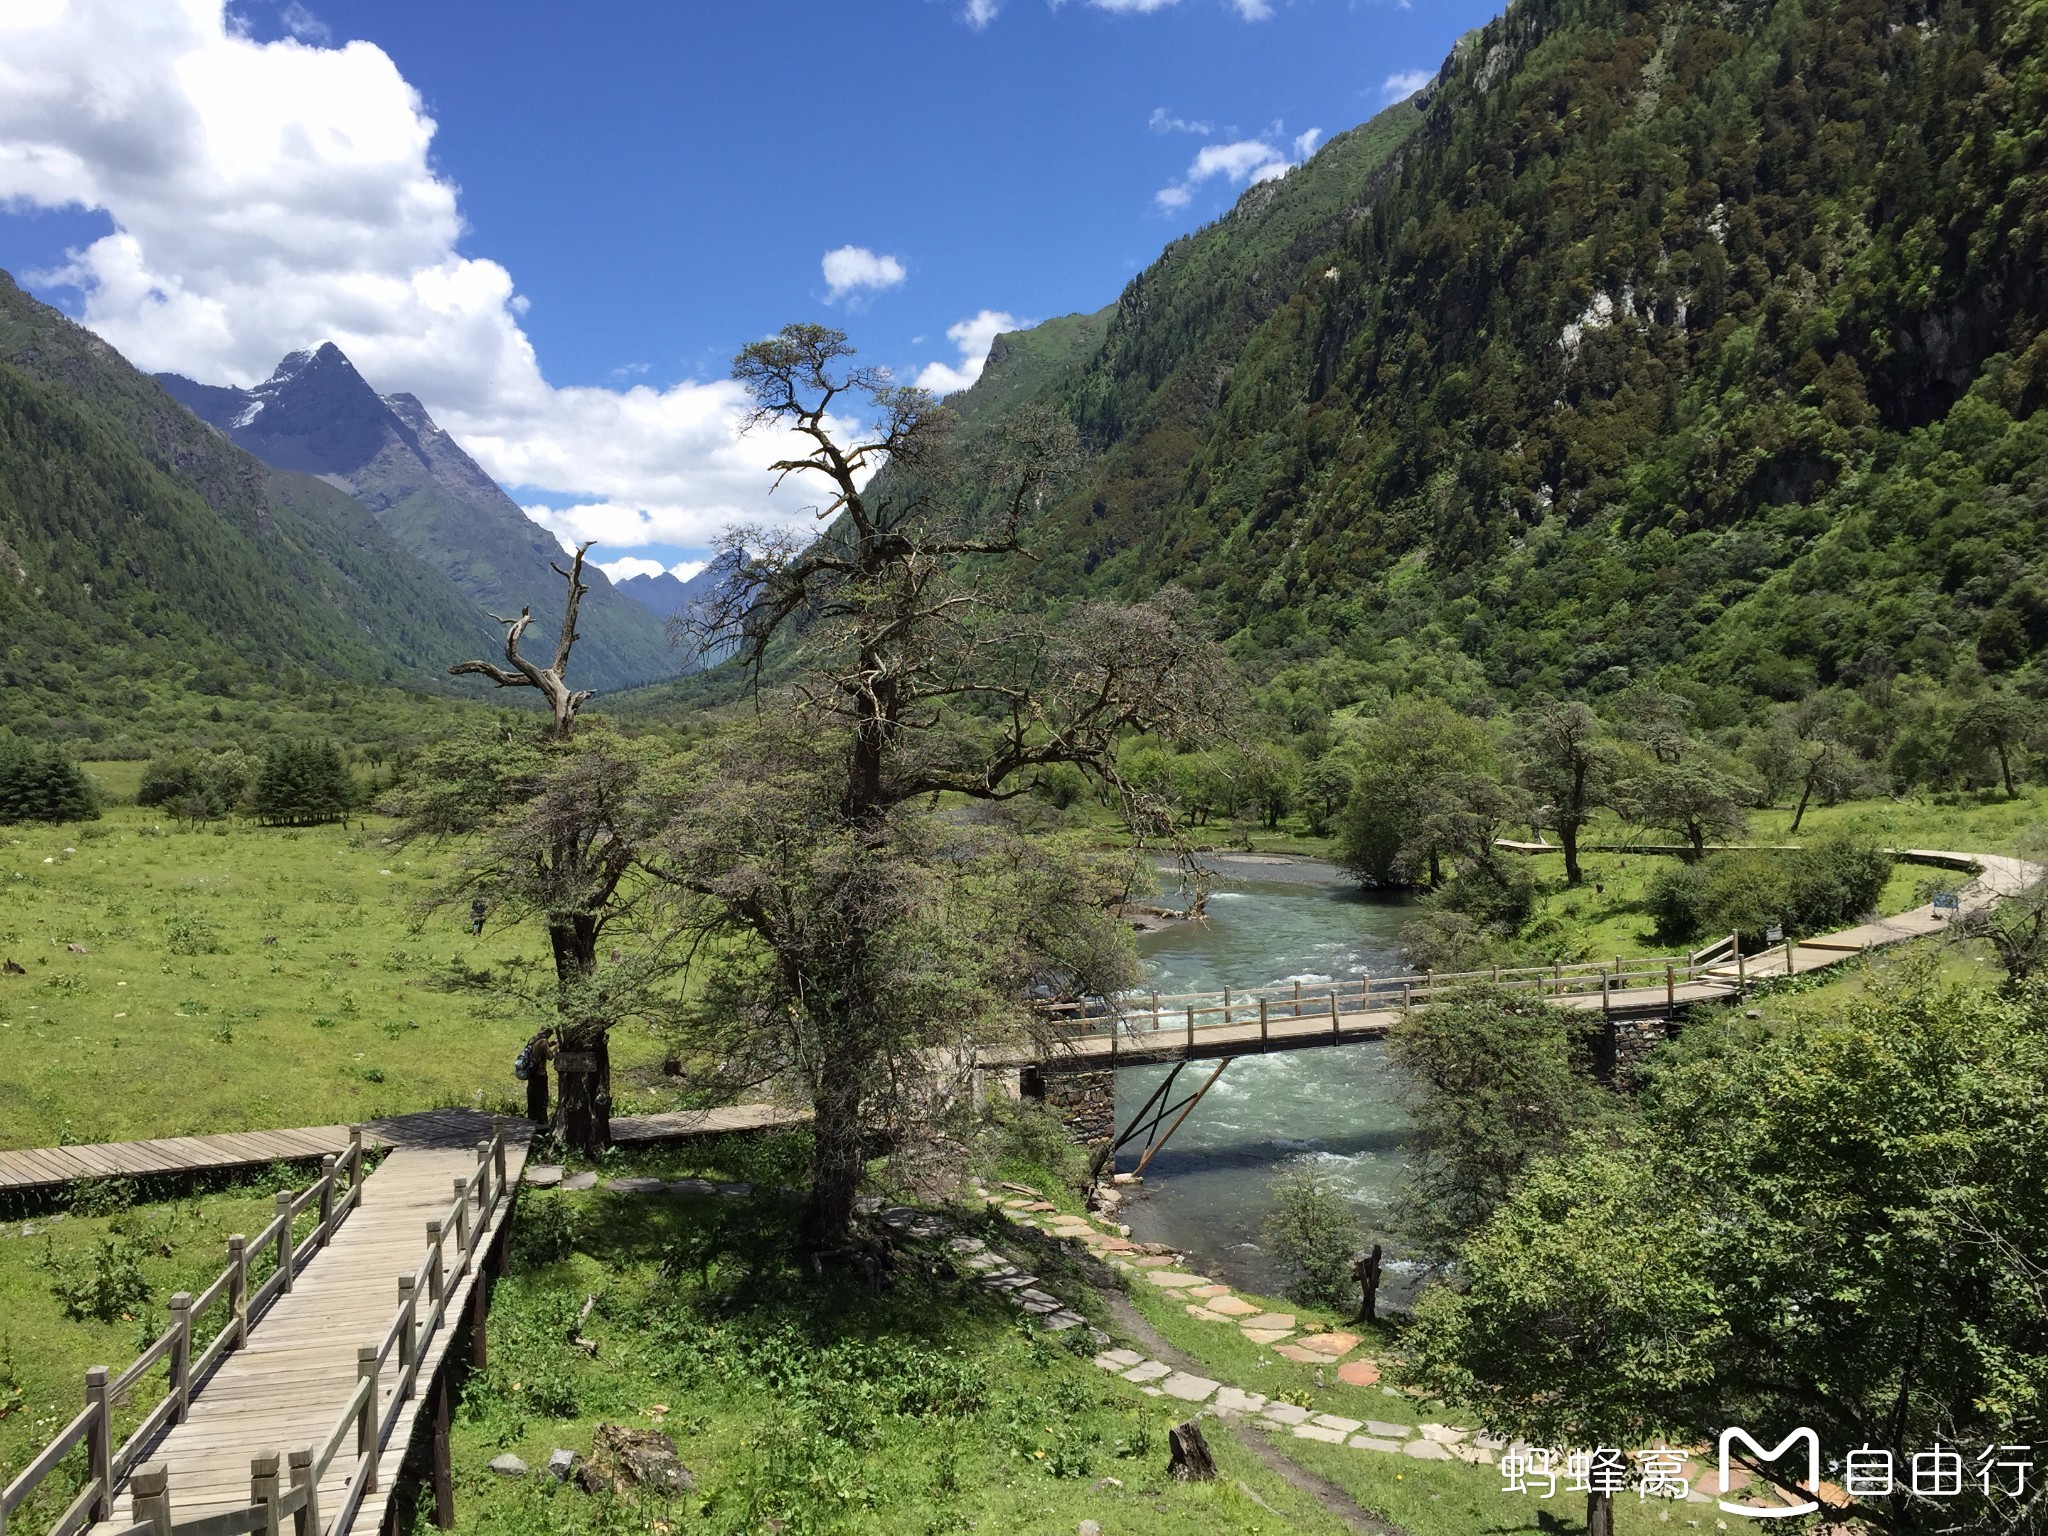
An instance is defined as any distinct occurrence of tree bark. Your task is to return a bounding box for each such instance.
[1168,1420,1218,1482]
[1561,822,1583,887]
[1586,1489,1613,1536]
[801,1046,866,1254]
[556,1031,610,1159]
[549,914,610,1157]
[1353,1243,1383,1324]
[1790,777,1813,834]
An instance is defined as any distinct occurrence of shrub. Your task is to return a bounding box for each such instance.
[1645,834,1893,946]
[1646,860,1712,946]
[1262,1167,1363,1310]
[0,742,100,824]
[164,915,224,956]
[48,1236,153,1322]
[510,1194,581,1266]
[137,751,249,820]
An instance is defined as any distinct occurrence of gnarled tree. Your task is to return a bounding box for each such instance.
[449,541,598,741]
[418,545,647,1154]
[664,323,1231,1256]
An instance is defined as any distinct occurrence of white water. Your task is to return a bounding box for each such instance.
[1112,857,1424,1303]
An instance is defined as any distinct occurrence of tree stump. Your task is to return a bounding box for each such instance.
[1168,1419,1217,1482]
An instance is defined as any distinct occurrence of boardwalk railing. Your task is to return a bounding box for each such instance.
[108,1119,510,1536]
[1035,937,1751,1056]
[1,1129,369,1536]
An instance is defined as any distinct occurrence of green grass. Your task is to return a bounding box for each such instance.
[444,1172,1355,1536]
[0,805,687,1149]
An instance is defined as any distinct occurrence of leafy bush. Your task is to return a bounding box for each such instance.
[164,915,224,956]
[1261,1167,1363,1310]
[251,740,356,826]
[48,1235,153,1322]
[137,751,250,820]
[510,1193,581,1266]
[0,742,99,824]
[1645,861,1713,946]
[1647,834,1894,946]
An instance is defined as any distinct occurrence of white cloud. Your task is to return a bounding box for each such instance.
[1154,129,1316,211]
[915,308,1025,396]
[1381,68,1432,101]
[1148,107,1212,135]
[276,2,329,43]
[1227,0,1273,17]
[597,555,708,583]
[963,0,999,25]
[821,244,907,302]
[0,0,856,551]
[1082,0,1183,11]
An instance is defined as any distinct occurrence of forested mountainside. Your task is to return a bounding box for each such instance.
[0,273,501,740]
[953,0,2048,724]
[159,345,677,692]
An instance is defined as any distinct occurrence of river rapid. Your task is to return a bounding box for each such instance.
[1111,854,1424,1306]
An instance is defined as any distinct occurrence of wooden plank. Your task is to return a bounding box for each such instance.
[82,1133,525,1536]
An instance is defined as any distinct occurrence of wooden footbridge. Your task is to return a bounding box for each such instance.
[1000,846,2040,1175]
[1002,845,2040,1074]
[1,1115,526,1536]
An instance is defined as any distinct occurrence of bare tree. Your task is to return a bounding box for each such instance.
[450,542,597,740]
[664,323,1231,1256]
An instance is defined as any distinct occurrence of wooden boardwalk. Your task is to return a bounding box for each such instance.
[0,1104,798,1194]
[76,1134,525,1536]
[0,1127,357,1194]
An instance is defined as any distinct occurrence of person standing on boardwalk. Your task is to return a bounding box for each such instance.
[514,1029,553,1124]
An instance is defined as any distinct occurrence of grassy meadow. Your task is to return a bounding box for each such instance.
[0,772,686,1150]
[437,1130,1721,1536]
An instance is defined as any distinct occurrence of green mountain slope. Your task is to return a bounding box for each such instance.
[0,273,504,740]
[935,0,2048,714]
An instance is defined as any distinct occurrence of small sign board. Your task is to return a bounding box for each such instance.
[1764,923,1784,944]
[1932,891,1962,914]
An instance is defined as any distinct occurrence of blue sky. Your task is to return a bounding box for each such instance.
[0,0,1502,580]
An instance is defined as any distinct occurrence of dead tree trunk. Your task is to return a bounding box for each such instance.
[448,541,598,741]
[1168,1420,1217,1482]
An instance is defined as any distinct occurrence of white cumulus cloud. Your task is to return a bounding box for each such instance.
[1382,68,1433,101]
[1154,128,1316,212]
[915,309,1025,396]
[963,0,999,25]
[821,245,907,302]
[1148,106,1212,135]
[0,0,847,554]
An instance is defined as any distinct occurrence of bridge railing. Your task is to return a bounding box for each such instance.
[1034,937,1748,1048]
[0,1129,369,1536]
[99,1118,512,1536]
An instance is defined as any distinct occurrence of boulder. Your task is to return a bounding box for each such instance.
[573,1424,695,1497]
[487,1454,527,1478]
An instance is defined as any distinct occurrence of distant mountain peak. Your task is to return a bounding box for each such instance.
[154,344,675,689]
